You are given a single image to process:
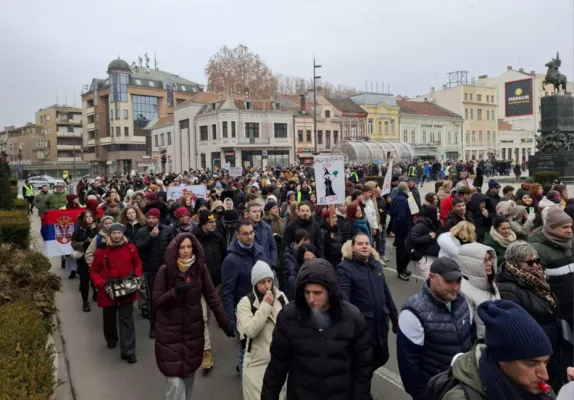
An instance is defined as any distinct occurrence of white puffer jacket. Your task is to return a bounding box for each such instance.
[437,232,461,260]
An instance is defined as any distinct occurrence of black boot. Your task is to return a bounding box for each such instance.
[121,354,137,364]
[82,302,91,312]
[148,329,155,339]
[69,271,77,279]
[397,272,410,281]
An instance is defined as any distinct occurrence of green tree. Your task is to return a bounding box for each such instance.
[0,152,14,210]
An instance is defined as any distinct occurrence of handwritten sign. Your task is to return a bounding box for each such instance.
[382,160,393,196]
[314,155,344,205]
[228,166,243,177]
[166,185,207,201]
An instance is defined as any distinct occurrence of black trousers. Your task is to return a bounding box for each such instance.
[103,303,136,356]
[395,245,411,274]
[144,273,157,331]
[372,341,390,370]
[77,259,91,303]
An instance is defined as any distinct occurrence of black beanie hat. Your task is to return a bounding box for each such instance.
[198,210,215,227]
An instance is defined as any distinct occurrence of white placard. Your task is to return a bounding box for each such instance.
[166,185,207,201]
[314,155,345,205]
[382,160,393,196]
[228,166,243,177]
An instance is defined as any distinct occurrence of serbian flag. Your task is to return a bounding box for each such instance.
[41,209,84,257]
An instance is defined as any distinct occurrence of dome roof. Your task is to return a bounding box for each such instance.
[107,58,131,72]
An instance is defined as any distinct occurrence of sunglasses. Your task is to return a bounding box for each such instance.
[523,258,541,266]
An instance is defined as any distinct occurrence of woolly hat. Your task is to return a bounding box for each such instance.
[264,202,277,213]
[286,190,296,199]
[545,190,561,204]
[146,208,161,219]
[223,209,239,224]
[251,260,274,286]
[198,210,216,226]
[267,195,278,203]
[251,182,260,189]
[495,200,516,218]
[478,300,552,362]
[146,191,158,203]
[488,179,500,190]
[109,223,126,234]
[149,184,158,192]
[545,207,573,229]
[125,189,134,200]
[66,194,77,202]
[86,199,99,211]
[99,215,114,226]
[174,207,189,219]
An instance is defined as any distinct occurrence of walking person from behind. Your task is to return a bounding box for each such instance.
[71,210,98,312]
[390,182,414,281]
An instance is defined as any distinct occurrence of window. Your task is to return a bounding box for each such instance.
[67,125,74,133]
[212,124,217,140]
[133,95,159,133]
[464,93,468,101]
[469,93,473,101]
[167,132,171,145]
[351,126,356,137]
[46,115,50,121]
[124,127,129,136]
[448,131,452,144]
[466,130,470,144]
[411,130,415,143]
[298,130,303,143]
[154,135,158,146]
[477,94,482,102]
[231,121,236,138]
[403,129,408,142]
[123,110,128,119]
[368,119,373,134]
[161,133,165,146]
[454,132,459,144]
[325,110,330,118]
[422,130,427,142]
[487,130,490,145]
[245,123,259,138]
[472,130,476,144]
[384,120,389,134]
[491,96,495,103]
[377,120,382,133]
[470,108,474,120]
[326,130,331,149]
[222,121,228,138]
[200,153,206,170]
[274,123,288,138]
[477,109,482,120]
[486,95,489,103]
[306,130,312,143]
[200,126,208,141]
[115,127,121,137]
[358,124,363,136]
[245,101,252,110]
[465,108,469,119]
[479,130,483,144]
[390,119,395,135]
[430,132,434,142]
[318,130,323,145]
[437,132,441,143]
[333,130,338,143]
[343,125,348,137]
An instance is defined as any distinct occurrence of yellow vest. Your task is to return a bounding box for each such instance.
[24,185,35,197]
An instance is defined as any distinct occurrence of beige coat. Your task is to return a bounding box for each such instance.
[84,230,108,267]
[237,287,288,400]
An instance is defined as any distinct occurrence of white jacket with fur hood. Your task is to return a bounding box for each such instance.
[458,243,500,339]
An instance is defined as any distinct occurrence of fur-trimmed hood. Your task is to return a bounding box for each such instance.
[341,240,382,262]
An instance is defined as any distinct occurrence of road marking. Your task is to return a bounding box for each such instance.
[375,366,404,391]
[383,267,425,282]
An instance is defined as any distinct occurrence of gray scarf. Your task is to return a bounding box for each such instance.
[111,239,125,247]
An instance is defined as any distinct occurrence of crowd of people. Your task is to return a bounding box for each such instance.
[30,160,574,399]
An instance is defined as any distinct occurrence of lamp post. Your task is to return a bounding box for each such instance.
[313,57,321,154]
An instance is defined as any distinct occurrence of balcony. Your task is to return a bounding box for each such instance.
[86,122,95,130]
[237,137,270,145]
[87,139,96,146]
[57,131,82,137]
[57,144,81,150]
[85,107,95,115]
[57,157,78,162]
[57,117,82,125]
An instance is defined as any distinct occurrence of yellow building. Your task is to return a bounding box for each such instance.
[350,93,400,141]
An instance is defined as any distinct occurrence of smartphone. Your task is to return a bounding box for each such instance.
[529,208,535,215]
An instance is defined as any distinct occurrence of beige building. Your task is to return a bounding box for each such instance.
[412,83,498,160]
[498,120,536,162]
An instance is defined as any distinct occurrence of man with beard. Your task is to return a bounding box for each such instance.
[134,208,173,338]
[169,207,193,235]
[281,201,324,258]
[33,184,51,217]
[218,209,239,248]
[296,180,313,202]
[246,202,277,271]
[143,191,169,225]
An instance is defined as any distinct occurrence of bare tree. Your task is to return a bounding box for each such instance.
[276,74,358,97]
[205,44,278,99]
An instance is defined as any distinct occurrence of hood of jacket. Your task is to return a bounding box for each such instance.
[341,239,382,262]
[295,258,342,318]
[133,190,146,201]
[211,200,224,212]
[468,193,486,213]
[528,227,547,246]
[538,198,556,209]
[451,344,487,396]
[458,243,497,291]
[164,233,205,275]
[509,204,526,221]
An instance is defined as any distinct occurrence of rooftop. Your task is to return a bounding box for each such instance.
[146,115,174,130]
[397,100,462,119]
[498,120,513,131]
[324,97,367,115]
[197,97,286,115]
[350,92,398,107]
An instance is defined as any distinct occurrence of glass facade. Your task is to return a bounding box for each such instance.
[133,95,159,130]
[331,140,415,164]
[111,73,128,121]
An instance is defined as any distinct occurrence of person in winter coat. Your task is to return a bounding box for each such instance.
[218,209,239,249]
[246,202,278,270]
[237,261,289,400]
[282,229,311,301]
[441,186,472,228]
[484,179,502,216]
[143,191,169,225]
[341,202,372,245]
[467,193,492,243]
[261,258,373,400]
[484,216,518,267]
[71,210,98,312]
[407,205,441,279]
[496,241,564,391]
[169,206,193,236]
[443,300,555,400]
[408,178,422,208]
[263,202,286,237]
[90,223,142,364]
[390,182,413,281]
[154,233,234,400]
[436,180,453,204]
[134,208,174,338]
[118,206,146,243]
[281,201,324,258]
[337,233,398,369]
[33,184,51,217]
[84,215,114,267]
[46,182,67,210]
[458,243,500,339]
[445,197,471,231]
[221,221,271,375]
[130,190,147,212]
[320,209,344,268]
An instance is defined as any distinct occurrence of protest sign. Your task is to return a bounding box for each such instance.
[166,185,207,201]
[314,155,345,205]
[228,166,243,177]
[382,160,393,196]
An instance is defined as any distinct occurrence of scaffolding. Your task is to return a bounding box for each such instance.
[331,140,416,165]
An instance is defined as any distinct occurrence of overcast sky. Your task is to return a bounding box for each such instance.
[0,0,572,128]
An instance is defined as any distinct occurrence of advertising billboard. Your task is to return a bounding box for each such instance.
[505,78,533,117]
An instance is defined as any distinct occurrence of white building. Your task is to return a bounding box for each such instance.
[397,100,463,160]
[193,97,295,170]
[148,115,174,173]
[498,120,536,162]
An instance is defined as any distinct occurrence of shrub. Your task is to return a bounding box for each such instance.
[0,302,55,400]
[10,186,18,199]
[9,177,18,187]
[0,159,14,210]
[534,171,559,186]
[13,199,28,211]
[0,212,30,249]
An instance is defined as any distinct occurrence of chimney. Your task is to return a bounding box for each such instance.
[530,70,536,75]
[507,66,512,70]
[478,74,488,79]
[299,95,306,114]
[431,87,435,93]
[519,68,524,73]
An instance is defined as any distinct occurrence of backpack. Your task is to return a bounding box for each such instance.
[404,231,423,262]
[425,366,484,400]
[240,292,286,352]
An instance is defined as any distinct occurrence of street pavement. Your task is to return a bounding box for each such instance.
[30,176,571,400]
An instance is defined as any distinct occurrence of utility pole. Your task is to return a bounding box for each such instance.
[313,57,322,154]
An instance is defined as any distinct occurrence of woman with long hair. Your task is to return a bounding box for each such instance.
[484,216,517,266]
[407,205,441,279]
[119,206,146,243]
[553,184,569,208]
[437,220,477,260]
[71,210,98,311]
[529,183,544,209]
[343,203,372,245]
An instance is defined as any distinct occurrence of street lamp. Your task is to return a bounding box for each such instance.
[313,57,321,154]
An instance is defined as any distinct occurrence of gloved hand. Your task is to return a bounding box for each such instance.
[526,211,536,222]
[174,282,191,297]
[224,324,236,338]
[391,315,399,334]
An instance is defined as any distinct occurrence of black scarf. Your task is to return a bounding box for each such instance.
[479,348,552,400]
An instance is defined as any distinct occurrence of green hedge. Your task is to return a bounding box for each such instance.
[0,211,30,249]
[10,186,18,199]
[534,171,559,186]
[0,302,55,400]
[13,199,28,211]
[9,178,18,187]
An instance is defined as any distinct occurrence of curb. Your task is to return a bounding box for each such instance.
[51,314,74,400]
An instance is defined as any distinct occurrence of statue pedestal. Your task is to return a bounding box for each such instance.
[529,152,574,182]
[541,94,574,132]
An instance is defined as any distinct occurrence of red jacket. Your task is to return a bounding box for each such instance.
[440,194,454,227]
[90,241,142,308]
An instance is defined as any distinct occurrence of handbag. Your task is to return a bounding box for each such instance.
[70,249,84,260]
[103,252,142,300]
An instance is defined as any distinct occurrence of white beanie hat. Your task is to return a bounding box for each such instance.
[251,260,274,286]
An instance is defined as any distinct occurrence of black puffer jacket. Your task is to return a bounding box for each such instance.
[191,227,227,287]
[468,193,492,243]
[408,206,441,257]
[321,220,343,268]
[134,224,173,276]
[282,244,299,301]
[444,210,471,231]
[261,259,373,400]
[281,216,324,258]
[123,222,143,244]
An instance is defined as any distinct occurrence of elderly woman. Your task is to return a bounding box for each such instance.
[496,240,564,391]
[484,216,517,267]
[90,223,142,363]
[154,233,234,399]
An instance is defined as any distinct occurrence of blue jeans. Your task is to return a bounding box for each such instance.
[236,328,245,377]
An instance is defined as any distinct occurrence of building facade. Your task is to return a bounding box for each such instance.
[322,96,368,142]
[81,58,204,176]
[148,115,174,173]
[397,100,463,160]
[350,93,400,141]
[412,83,498,160]
[498,120,536,162]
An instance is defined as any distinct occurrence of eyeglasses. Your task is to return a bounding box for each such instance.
[522,258,541,266]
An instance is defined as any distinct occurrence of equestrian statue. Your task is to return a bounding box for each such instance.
[542,52,568,93]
